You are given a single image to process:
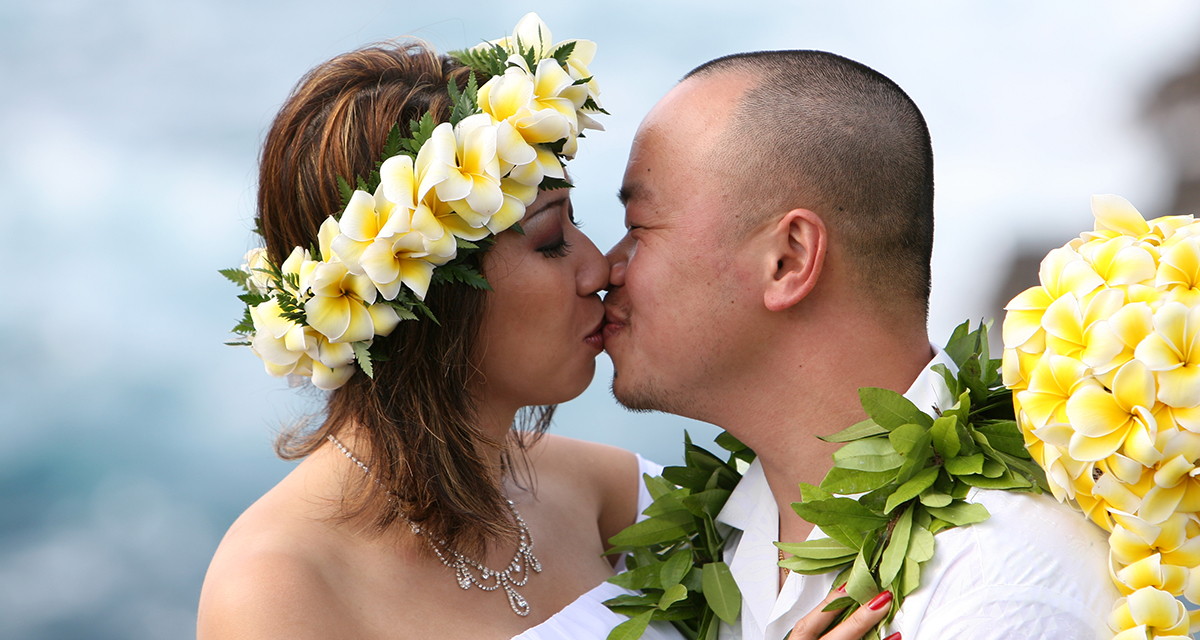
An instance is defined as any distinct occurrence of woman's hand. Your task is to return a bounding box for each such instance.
[784,586,899,640]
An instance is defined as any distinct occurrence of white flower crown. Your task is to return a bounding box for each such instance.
[222,13,606,390]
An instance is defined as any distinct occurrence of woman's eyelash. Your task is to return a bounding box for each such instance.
[538,238,573,258]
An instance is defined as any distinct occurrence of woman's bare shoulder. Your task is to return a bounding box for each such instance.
[197,487,347,639]
[523,434,642,545]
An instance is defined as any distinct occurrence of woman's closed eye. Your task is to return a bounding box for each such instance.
[538,236,573,258]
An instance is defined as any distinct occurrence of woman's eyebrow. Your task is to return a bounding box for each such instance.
[524,196,567,221]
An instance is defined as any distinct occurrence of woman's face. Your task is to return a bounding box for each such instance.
[476,188,609,413]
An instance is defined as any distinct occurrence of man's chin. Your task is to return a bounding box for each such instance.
[609,373,672,414]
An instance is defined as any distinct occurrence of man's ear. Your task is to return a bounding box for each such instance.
[763,209,826,312]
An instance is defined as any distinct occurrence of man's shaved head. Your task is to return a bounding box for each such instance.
[687,50,935,314]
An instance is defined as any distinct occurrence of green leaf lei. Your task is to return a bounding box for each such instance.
[604,321,1049,640]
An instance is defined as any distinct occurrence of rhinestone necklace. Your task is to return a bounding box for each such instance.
[326,434,542,616]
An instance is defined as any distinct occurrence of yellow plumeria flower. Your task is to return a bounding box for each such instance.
[1135,302,1200,409]
[1041,288,1125,367]
[422,116,521,233]
[1064,359,1158,464]
[1003,246,1104,353]
[302,218,401,343]
[1156,235,1200,307]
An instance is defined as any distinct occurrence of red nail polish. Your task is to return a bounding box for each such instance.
[867,590,893,610]
[836,583,846,593]
[883,633,901,640]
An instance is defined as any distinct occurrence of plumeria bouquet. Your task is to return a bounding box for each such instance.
[222,13,606,390]
[1003,195,1200,639]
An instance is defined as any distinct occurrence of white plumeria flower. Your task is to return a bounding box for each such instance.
[418,116,525,235]
[240,247,273,294]
[303,218,401,342]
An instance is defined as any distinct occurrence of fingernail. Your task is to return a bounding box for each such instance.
[867,590,893,610]
[883,633,901,640]
[835,583,846,593]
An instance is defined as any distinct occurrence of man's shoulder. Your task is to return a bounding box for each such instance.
[896,489,1119,638]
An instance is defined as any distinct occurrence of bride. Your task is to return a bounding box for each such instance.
[197,15,681,640]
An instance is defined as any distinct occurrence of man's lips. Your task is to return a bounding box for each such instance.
[602,310,626,341]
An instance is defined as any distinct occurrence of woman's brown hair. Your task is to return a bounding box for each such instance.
[257,41,550,554]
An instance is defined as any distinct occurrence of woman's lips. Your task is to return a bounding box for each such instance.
[584,317,606,350]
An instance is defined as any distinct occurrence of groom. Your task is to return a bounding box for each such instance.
[603,51,1118,639]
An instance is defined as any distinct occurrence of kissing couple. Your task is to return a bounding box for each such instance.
[199,13,1117,640]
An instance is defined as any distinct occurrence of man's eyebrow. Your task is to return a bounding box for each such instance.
[617,184,641,206]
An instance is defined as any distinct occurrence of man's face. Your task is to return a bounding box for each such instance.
[602,75,759,415]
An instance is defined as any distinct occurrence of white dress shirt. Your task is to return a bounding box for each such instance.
[714,350,1120,640]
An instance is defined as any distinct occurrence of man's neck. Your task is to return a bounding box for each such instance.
[718,321,934,544]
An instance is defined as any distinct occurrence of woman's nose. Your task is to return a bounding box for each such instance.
[576,232,610,296]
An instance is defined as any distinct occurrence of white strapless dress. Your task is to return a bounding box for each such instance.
[511,455,686,640]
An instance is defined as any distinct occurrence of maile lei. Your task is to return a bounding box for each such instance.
[603,321,1049,640]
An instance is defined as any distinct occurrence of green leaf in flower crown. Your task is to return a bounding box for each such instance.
[943,453,985,476]
[550,41,576,68]
[351,341,373,379]
[885,466,939,514]
[859,387,934,430]
[926,501,990,527]
[219,268,250,289]
[832,437,905,472]
[405,112,437,154]
[539,176,574,191]
[381,123,404,162]
[336,174,354,207]
[582,96,610,115]
[930,415,961,459]
[820,467,897,495]
[433,261,493,291]
[447,73,480,126]
[237,292,270,306]
[879,504,914,587]
[819,418,888,443]
[381,300,419,322]
[701,562,740,624]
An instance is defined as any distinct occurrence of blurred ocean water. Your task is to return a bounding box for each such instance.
[2,1,1199,638]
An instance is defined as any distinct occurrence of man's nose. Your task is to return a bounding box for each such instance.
[605,236,633,288]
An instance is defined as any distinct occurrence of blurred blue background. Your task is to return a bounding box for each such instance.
[3,1,1200,637]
